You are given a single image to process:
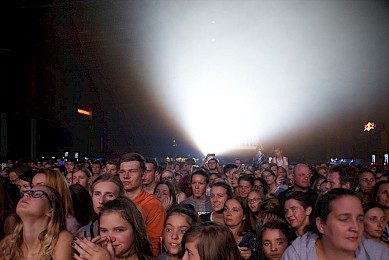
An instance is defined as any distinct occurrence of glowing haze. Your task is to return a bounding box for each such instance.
[135,1,388,155]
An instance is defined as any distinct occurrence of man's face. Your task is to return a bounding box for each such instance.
[143,163,156,185]
[208,160,217,170]
[238,180,253,198]
[234,159,242,168]
[358,171,376,194]
[91,163,101,175]
[327,171,341,189]
[65,162,75,172]
[293,164,311,189]
[105,164,118,175]
[119,161,144,192]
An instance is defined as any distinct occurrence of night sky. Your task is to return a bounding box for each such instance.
[1,0,388,163]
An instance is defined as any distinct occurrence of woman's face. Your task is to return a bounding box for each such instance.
[154,184,170,203]
[210,186,229,212]
[17,179,32,192]
[247,191,262,213]
[376,183,389,208]
[254,180,264,194]
[363,207,385,239]
[162,171,176,185]
[32,173,46,187]
[224,199,245,228]
[17,186,52,218]
[92,181,121,214]
[316,196,364,255]
[73,170,90,188]
[100,212,134,257]
[65,172,73,186]
[284,199,311,229]
[163,214,191,256]
[261,228,289,260]
[230,173,239,188]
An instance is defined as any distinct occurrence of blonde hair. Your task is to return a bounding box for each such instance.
[7,185,66,260]
[38,169,74,216]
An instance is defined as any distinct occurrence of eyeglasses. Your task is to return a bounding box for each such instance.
[247,198,262,204]
[162,176,175,181]
[20,190,53,208]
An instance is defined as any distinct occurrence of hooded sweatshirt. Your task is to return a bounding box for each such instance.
[133,190,166,256]
[281,231,389,260]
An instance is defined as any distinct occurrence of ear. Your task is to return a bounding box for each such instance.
[316,217,325,234]
[46,209,53,218]
[306,206,313,216]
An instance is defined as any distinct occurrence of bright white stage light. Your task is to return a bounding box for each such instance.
[135,1,388,155]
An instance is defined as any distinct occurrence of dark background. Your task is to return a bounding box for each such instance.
[0,0,388,164]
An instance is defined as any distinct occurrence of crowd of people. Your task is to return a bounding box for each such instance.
[0,147,388,259]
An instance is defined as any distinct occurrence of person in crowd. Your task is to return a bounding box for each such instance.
[1,182,21,237]
[262,169,286,196]
[119,152,165,256]
[373,180,389,243]
[180,169,212,216]
[158,205,199,260]
[64,170,73,186]
[73,196,154,260]
[247,190,264,226]
[3,185,73,259]
[65,159,76,174]
[237,174,254,199]
[90,161,101,179]
[326,165,353,190]
[362,203,387,247]
[312,176,326,192]
[161,169,187,203]
[284,191,313,236]
[9,164,24,186]
[316,165,328,178]
[181,222,242,260]
[143,158,160,194]
[72,167,92,192]
[357,169,376,204]
[77,174,124,239]
[231,171,240,195]
[235,158,243,171]
[180,158,195,198]
[16,170,36,191]
[200,182,233,223]
[32,168,79,235]
[271,147,289,170]
[154,180,178,210]
[104,160,119,175]
[224,163,239,185]
[278,164,317,206]
[281,188,389,259]
[69,184,94,227]
[258,198,282,229]
[223,196,259,259]
[254,177,269,196]
[258,220,296,260]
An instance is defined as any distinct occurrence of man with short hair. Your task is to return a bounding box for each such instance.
[238,175,254,199]
[180,169,212,216]
[356,169,376,204]
[207,158,220,174]
[105,161,119,175]
[119,152,165,256]
[65,160,76,173]
[278,164,317,206]
[143,158,159,194]
[326,165,352,190]
[91,162,101,179]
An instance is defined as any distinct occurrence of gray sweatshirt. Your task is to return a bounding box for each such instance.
[281,231,389,260]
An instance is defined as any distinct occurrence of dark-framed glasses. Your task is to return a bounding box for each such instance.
[20,190,53,207]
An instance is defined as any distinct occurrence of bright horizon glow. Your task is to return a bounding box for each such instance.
[135,1,387,155]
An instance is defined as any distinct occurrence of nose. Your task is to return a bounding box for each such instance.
[171,229,179,240]
[285,210,292,218]
[350,218,360,233]
[271,243,278,251]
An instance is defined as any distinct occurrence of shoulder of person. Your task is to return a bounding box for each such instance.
[52,230,74,260]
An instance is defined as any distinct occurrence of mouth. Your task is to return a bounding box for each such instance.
[168,243,180,248]
[346,237,358,242]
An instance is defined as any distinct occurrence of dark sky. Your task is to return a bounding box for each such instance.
[2,0,388,163]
